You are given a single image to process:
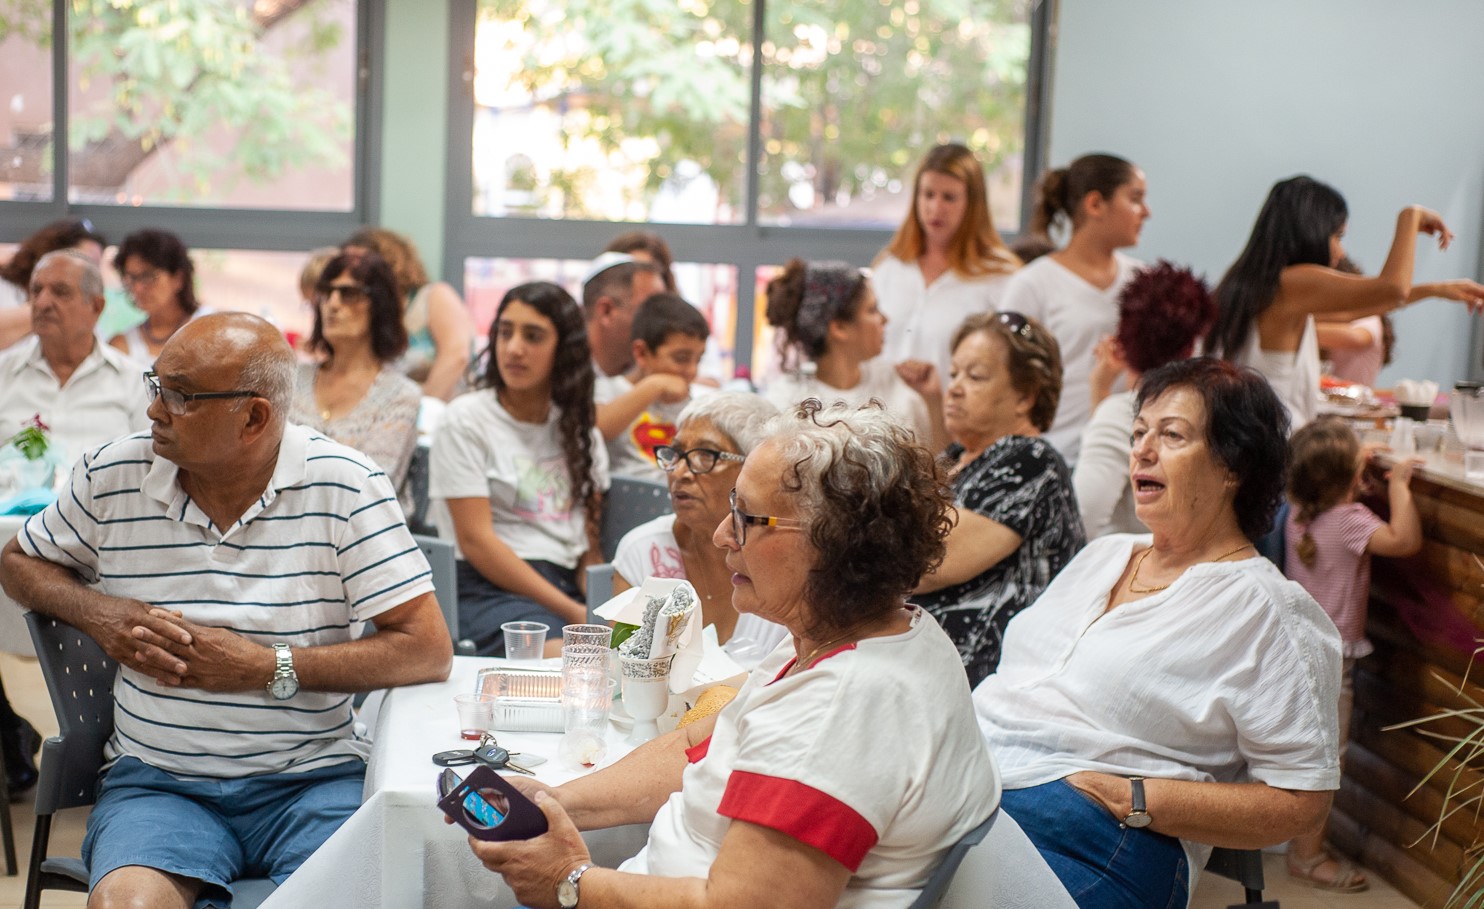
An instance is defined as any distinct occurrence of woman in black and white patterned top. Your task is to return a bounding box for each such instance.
[915,311,1084,685]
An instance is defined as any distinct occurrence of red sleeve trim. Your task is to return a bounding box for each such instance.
[685,735,711,764]
[717,770,878,871]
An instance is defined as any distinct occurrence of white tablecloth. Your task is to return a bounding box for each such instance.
[260,656,649,909]
[0,514,34,656]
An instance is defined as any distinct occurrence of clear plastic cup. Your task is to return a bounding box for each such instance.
[453,692,496,741]
[501,621,549,662]
[560,678,616,769]
[562,623,613,649]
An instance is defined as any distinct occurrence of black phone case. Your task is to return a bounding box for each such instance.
[436,764,549,841]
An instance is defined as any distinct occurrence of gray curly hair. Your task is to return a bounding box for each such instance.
[676,392,780,455]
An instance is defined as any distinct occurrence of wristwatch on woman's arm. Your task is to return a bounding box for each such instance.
[558,862,593,908]
[1122,776,1152,829]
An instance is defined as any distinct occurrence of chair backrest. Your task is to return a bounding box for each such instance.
[908,811,997,909]
[1204,847,1267,903]
[413,533,459,641]
[938,809,1078,909]
[599,477,671,561]
[24,612,117,815]
[586,563,616,623]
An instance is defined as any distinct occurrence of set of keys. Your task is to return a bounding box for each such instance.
[432,732,544,775]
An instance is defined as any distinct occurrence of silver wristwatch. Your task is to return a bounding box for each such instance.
[268,643,299,700]
[557,862,592,909]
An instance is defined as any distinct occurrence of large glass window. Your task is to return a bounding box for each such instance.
[450,0,1046,370]
[0,12,54,202]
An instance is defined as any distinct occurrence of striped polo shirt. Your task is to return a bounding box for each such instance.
[18,424,434,778]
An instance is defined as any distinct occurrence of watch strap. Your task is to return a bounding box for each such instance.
[1123,775,1151,828]
[559,862,592,908]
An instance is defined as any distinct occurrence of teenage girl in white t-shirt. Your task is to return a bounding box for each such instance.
[431,281,606,657]
[872,142,1021,381]
[998,154,1149,464]
[763,259,945,450]
[1206,176,1484,429]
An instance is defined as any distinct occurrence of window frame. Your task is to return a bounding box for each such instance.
[442,0,1054,369]
[0,0,384,255]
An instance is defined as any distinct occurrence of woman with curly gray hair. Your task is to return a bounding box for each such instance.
[470,400,998,909]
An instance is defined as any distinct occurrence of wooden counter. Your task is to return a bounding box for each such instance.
[1332,446,1484,907]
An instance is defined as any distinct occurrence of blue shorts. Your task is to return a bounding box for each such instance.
[1001,779,1189,909]
[456,558,578,656]
[83,756,365,908]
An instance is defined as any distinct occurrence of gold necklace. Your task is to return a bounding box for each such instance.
[1127,543,1254,594]
[793,627,867,673]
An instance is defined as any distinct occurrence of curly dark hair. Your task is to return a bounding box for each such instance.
[765,258,867,366]
[1115,260,1217,374]
[950,312,1063,432]
[484,282,599,526]
[0,218,107,291]
[307,252,409,363]
[1135,358,1290,541]
[114,228,200,314]
[771,399,953,634]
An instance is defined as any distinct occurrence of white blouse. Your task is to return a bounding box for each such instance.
[872,253,1012,382]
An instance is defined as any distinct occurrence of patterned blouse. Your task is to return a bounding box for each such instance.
[289,362,422,490]
[915,435,1085,686]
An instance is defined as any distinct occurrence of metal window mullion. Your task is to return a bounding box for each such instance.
[51,0,68,215]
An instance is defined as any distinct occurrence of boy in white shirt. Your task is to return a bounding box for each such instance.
[595,293,711,481]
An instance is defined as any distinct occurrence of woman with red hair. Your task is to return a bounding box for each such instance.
[873,143,1020,383]
[1073,261,1217,538]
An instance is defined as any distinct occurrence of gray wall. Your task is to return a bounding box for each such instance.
[1047,0,1484,386]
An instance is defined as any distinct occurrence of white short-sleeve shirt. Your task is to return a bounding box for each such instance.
[17,426,434,778]
[997,253,1142,464]
[766,358,932,444]
[632,608,999,907]
[0,337,150,467]
[429,390,609,568]
[974,534,1342,870]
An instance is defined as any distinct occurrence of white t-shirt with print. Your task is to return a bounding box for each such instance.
[594,375,710,483]
[430,390,609,569]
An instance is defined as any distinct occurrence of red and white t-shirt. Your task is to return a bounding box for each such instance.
[1285,502,1386,657]
[622,608,999,907]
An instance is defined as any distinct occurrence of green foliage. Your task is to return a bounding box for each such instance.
[477,0,1030,219]
[0,0,351,200]
[6,414,50,461]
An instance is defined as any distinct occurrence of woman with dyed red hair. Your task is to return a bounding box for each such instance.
[1073,261,1217,538]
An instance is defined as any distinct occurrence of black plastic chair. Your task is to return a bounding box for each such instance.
[0,737,15,875]
[1205,847,1278,908]
[22,612,275,909]
[599,477,672,561]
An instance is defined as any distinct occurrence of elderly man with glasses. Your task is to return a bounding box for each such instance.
[0,311,453,909]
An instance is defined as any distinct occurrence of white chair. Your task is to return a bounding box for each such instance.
[937,809,1077,909]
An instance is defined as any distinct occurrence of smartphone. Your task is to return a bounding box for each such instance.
[435,763,549,841]
[441,768,505,826]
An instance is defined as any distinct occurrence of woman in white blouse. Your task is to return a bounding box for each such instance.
[873,143,1020,381]
[998,154,1149,465]
[976,358,1344,906]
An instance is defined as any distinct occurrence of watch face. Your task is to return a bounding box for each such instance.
[557,878,578,908]
[1125,812,1152,829]
[270,675,299,699]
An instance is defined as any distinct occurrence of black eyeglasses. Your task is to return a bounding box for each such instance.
[120,268,162,289]
[728,489,803,546]
[143,370,261,416]
[998,311,1035,340]
[314,284,370,307]
[655,445,744,474]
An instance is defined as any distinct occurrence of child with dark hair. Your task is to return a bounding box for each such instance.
[595,292,711,481]
[1282,416,1423,891]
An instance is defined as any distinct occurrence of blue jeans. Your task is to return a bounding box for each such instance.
[1001,779,1189,909]
[84,756,365,908]
[456,558,580,656]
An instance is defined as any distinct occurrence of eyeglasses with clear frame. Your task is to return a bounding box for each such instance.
[143,370,261,416]
[655,445,744,475]
[728,489,803,546]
